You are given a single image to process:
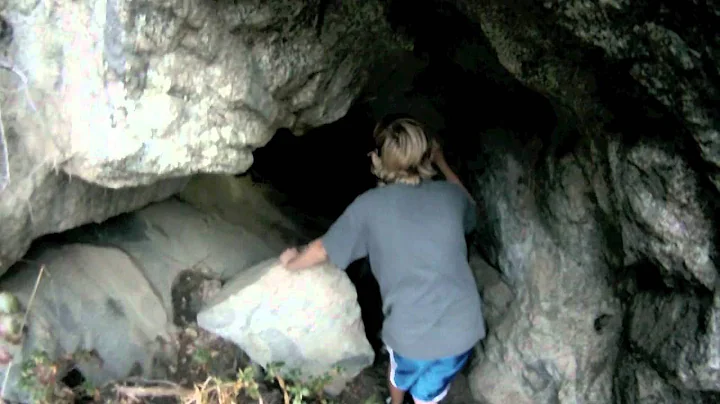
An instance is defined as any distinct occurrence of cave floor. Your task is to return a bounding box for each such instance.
[87,326,476,404]
[81,268,478,404]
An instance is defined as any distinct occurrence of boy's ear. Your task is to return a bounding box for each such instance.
[369,150,382,167]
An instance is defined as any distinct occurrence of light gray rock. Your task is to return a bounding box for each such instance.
[41,192,302,316]
[0,244,172,403]
[467,128,624,404]
[197,258,374,395]
[0,0,408,275]
[99,198,285,315]
[0,165,187,279]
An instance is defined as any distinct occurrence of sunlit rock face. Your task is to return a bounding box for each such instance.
[0,0,407,274]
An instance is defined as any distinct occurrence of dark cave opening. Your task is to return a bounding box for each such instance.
[245,0,561,358]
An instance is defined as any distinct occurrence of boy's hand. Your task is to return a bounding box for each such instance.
[279,247,300,267]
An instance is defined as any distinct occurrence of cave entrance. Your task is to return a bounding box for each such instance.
[0,1,562,402]
[245,106,385,353]
[244,0,559,355]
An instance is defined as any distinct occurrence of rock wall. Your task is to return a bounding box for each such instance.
[455,0,719,192]
[0,0,407,274]
[433,1,720,403]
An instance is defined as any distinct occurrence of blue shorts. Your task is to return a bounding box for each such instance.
[387,346,471,402]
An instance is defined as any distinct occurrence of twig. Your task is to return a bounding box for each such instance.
[115,385,193,399]
[0,265,46,400]
[275,375,290,404]
[120,377,186,388]
[0,100,8,192]
[20,266,44,327]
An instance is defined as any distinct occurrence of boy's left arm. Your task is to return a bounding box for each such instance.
[280,194,368,271]
[279,239,328,271]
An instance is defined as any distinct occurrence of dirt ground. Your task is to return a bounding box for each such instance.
[96,333,477,404]
[81,269,478,404]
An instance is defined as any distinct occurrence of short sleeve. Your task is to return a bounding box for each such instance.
[321,198,368,270]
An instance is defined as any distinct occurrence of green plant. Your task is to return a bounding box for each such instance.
[235,365,261,400]
[192,347,213,368]
[113,360,347,404]
[78,378,100,399]
[265,362,344,404]
[17,349,101,404]
[363,393,385,404]
[18,351,64,403]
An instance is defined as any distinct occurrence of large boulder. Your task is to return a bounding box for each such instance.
[55,197,285,316]
[197,258,374,395]
[0,170,187,283]
[0,244,172,403]
[34,175,316,316]
[0,0,408,275]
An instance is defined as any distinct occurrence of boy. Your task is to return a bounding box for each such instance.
[279,117,485,404]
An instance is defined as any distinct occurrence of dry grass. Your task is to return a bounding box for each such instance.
[112,376,248,404]
[112,368,299,404]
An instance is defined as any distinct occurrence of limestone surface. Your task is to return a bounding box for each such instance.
[197,258,374,395]
[0,244,172,403]
[0,0,406,274]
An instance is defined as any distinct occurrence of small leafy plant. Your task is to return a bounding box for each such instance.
[17,349,101,404]
[265,362,344,404]
[178,362,344,404]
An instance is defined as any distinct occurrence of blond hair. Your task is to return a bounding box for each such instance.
[369,116,436,186]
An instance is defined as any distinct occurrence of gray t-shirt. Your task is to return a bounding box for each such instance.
[321,180,486,360]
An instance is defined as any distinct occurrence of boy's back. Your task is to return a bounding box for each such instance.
[281,116,485,403]
[322,180,486,360]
